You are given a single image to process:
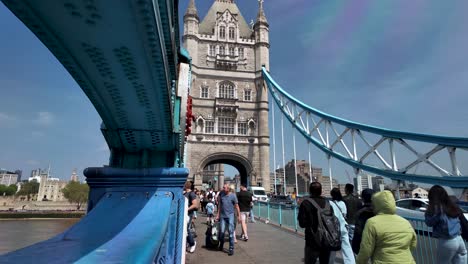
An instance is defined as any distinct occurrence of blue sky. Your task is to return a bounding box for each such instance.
[1,1,468,183]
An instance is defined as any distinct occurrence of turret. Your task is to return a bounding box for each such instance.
[254,0,269,71]
[183,0,199,65]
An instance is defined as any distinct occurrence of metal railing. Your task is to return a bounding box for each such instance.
[253,201,467,264]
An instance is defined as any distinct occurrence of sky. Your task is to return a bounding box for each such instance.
[1,1,468,184]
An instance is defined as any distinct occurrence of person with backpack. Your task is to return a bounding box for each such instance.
[352,188,375,254]
[356,190,417,264]
[206,199,215,224]
[298,182,341,264]
[425,185,467,264]
[330,188,355,264]
[184,181,199,253]
[342,184,362,242]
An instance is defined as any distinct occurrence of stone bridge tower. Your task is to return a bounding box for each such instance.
[183,0,270,191]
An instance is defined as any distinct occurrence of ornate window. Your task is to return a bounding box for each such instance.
[209,45,215,56]
[205,120,215,134]
[238,122,247,135]
[219,26,226,39]
[219,81,235,99]
[244,89,252,101]
[229,47,235,56]
[201,86,209,98]
[238,47,244,58]
[228,27,235,39]
[219,45,225,55]
[218,117,235,134]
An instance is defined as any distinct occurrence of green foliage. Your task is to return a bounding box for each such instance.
[16,180,39,196]
[0,184,17,196]
[61,181,89,210]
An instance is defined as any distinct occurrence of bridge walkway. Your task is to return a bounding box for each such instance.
[186,212,344,264]
[186,214,303,264]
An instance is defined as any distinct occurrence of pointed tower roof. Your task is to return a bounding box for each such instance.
[184,0,199,20]
[256,0,268,25]
[199,0,252,38]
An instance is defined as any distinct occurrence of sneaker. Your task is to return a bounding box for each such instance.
[228,249,234,256]
[189,241,197,253]
[240,234,245,239]
[244,236,248,242]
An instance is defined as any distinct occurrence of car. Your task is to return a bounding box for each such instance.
[396,198,468,221]
[269,195,294,207]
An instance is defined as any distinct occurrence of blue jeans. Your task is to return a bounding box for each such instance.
[437,235,467,264]
[219,214,235,250]
[186,215,195,247]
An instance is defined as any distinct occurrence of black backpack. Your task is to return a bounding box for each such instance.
[305,198,341,251]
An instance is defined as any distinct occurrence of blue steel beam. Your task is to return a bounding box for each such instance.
[1,0,183,168]
[0,1,192,263]
[263,67,468,188]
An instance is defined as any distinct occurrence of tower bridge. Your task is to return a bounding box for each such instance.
[0,0,467,263]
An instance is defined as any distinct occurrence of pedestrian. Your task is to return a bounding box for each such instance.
[342,183,362,241]
[425,185,467,264]
[216,183,241,256]
[329,188,354,264]
[184,181,199,253]
[237,184,253,241]
[206,199,215,225]
[356,190,417,264]
[297,182,333,264]
[249,195,257,223]
[352,188,375,254]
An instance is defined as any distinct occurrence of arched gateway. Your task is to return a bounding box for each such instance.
[183,0,270,190]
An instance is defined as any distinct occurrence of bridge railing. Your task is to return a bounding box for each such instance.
[253,201,467,264]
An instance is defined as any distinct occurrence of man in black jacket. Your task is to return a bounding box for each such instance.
[352,188,375,254]
[297,182,332,264]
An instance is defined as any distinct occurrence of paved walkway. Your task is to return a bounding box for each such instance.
[186,214,305,264]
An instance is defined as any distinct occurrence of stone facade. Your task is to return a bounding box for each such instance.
[183,0,270,190]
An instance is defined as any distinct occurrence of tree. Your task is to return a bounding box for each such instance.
[0,184,16,196]
[61,181,89,210]
[17,180,40,200]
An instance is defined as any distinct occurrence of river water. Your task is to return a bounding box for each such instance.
[0,218,79,255]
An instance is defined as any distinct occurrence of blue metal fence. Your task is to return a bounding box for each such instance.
[253,202,467,264]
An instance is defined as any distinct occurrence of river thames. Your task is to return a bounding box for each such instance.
[0,218,79,254]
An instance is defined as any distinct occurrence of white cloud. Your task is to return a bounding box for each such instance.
[26,160,41,165]
[0,112,17,127]
[34,111,54,126]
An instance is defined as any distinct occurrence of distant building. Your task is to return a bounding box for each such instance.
[0,169,19,186]
[14,170,22,182]
[372,176,385,192]
[29,168,49,183]
[284,159,322,195]
[70,169,79,182]
[411,187,428,199]
[354,174,373,194]
[201,164,224,191]
[318,176,338,198]
[37,174,68,202]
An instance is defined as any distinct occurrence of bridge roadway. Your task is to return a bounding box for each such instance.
[186,213,344,264]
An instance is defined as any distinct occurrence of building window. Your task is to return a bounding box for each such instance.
[238,122,247,135]
[218,117,235,134]
[219,81,235,99]
[219,26,226,39]
[244,89,252,101]
[229,47,235,56]
[201,86,209,98]
[205,120,215,134]
[209,45,215,56]
[239,48,244,58]
[229,27,235,39]
[219,45,225,55]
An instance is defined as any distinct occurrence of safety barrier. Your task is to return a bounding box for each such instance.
[253,202,467,264]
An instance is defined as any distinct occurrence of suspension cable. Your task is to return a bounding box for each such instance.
[271,94,277,195]
[293,125,298,196]
[281,113,286,195]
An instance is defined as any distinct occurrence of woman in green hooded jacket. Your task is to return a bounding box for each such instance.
[356,190,417,264]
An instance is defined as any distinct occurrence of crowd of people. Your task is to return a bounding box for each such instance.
[298,182,467,264]
[185,180,467,263]
[183,182,255,256]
